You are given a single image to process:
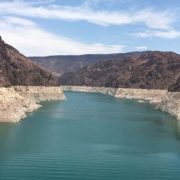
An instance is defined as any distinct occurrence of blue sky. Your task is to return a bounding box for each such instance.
[0,0,180,56]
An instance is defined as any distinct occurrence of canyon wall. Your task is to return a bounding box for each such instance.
[62,86,180,120]
[0,37,66,123]
[0,86,65,123]
[157,92,180,120]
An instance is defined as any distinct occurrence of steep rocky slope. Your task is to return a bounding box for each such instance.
[60,51,180,92]
[168,75,180,92]
[30,52,144,76]
[0,36,64,122]
[0,36,59,86]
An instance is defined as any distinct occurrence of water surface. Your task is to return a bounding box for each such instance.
[0,92,180,180]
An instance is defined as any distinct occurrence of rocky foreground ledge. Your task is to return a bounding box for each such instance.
[0,86,65,123]
[62,86,180,120]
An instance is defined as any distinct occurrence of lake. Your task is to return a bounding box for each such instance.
[0,91,180,180]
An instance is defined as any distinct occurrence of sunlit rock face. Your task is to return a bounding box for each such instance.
[60,51,180,92]
[0,36,65,122]
[157,92,180,120]
[0,86,65,122]
[0,36,59,87]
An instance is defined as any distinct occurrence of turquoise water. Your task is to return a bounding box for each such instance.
[0,92,180,180]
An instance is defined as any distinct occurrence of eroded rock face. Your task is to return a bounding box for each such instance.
[168,75,180,92]
[60,51,180,92]
[0,36,65,122]
[157,92,180,120]
[0,86,65,122]
[0,36,59,87]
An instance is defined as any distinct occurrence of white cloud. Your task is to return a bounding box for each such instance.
[135,46,148,51]
[0,16,124,56]
[84,0,127,6]
[132,29,180,39]
[154,30,180,38]
[2,16,35,26]
[0,0,176,30]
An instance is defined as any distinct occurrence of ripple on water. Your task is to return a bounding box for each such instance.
[0,92,179,180]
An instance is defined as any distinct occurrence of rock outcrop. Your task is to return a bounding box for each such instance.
[0,36,65,122]
[168,75,180,92]
[0,86,65,122]
[157,92,180,120]
[0,36,59,86]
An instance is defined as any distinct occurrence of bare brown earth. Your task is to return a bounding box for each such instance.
[30,53,135,76]
[59,51,180,92]
[0,36,59,87]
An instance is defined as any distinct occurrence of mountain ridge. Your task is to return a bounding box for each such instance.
[30,51,180,77]
[0,36,59,87]
[59,51,180,92]
[30,51,159,76]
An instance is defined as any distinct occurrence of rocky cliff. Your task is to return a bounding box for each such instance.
[168,75,180,92]
[0,36,59,86]
[157,92,180,120]
[60,51,180,92]
[0,86,65,122]
[0,36,65,122]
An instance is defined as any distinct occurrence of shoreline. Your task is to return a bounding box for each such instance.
[1,85,179,122]
[0,86,65,123]
[62,86,180,120]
